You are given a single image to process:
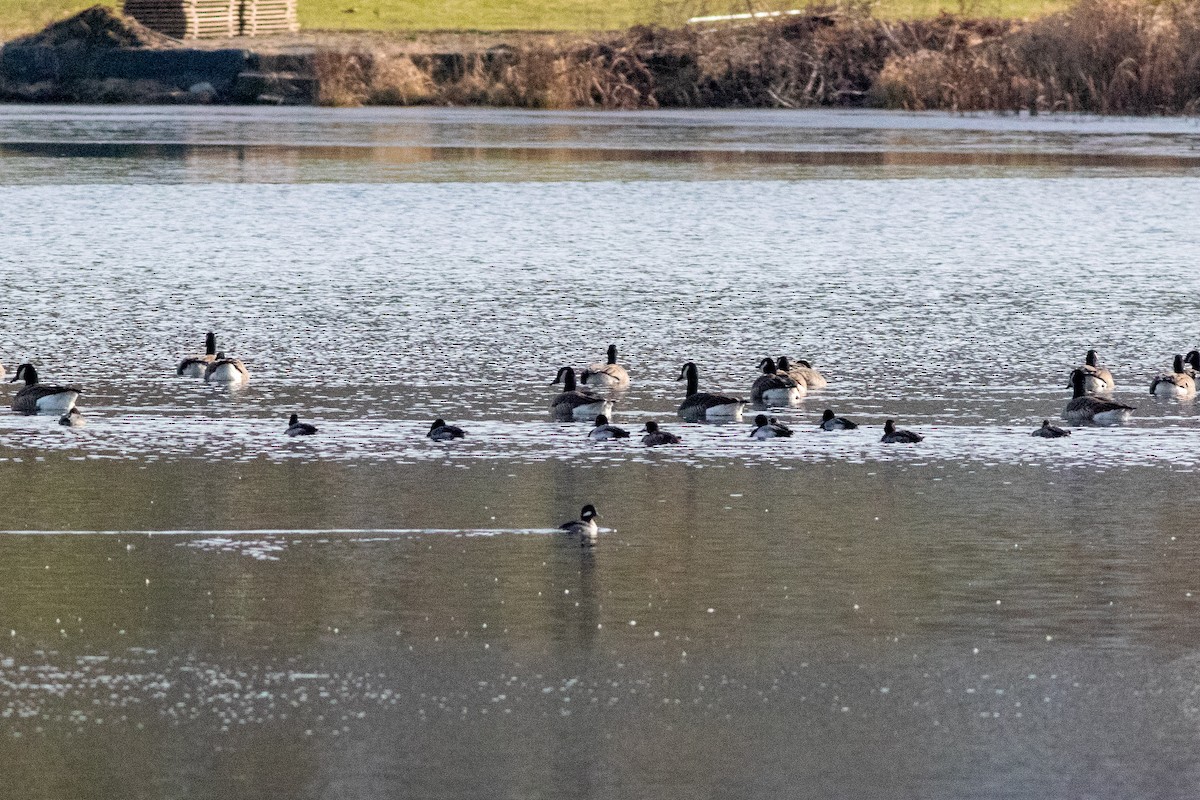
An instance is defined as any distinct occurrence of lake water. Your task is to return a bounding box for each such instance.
[2,106,1200,799]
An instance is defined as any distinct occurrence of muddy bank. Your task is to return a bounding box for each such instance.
[3,1,1199,113]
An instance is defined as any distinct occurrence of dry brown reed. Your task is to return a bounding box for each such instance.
[311,0,1200,114]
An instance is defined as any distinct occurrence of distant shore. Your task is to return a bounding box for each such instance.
[2,1,1198,114]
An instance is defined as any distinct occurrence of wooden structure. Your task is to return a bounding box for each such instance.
[123,0,298,39]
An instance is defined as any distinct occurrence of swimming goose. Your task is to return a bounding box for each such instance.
[59,408,85,428]
[550,367,613,421]
[204,352,250,385]
[428,418,465,441]
[9,364,81,415]
[1079,349,1115,393]
[176,332,217,377]
[286,413,318,436]
[641,420,681,446]
[1185,350,1200,379]
[751,358,805,406]
[818,409,858,431]
[1063,369,1134,425]
[559,504,600,546]
[1149,355,1196,398]
[750,414,793,439]
[588,414,629,441]
[677,362,745,421]
[777,356,827,389]
[881,419,923,443]
[581,345,630,390]
[1031,419,1070,438]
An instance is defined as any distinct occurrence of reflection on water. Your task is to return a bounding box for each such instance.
[2,108,1200,799]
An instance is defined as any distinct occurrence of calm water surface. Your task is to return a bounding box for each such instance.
[2,107,1200,799]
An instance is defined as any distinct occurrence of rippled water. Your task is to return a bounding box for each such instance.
[3,108,1200,799]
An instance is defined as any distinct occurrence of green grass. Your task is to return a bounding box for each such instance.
[0,0,1069,40]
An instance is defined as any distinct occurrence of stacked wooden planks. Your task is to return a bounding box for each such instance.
[123,0,298,38]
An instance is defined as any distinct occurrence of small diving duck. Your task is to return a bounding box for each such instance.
[881,419,923,443]
[588,414,629,441]
[1031,419,1070,438]
[750,414,792,439]
[176,332,217,377]
[750,358,805,406]
[677,362,746,422]
[286,413,318,436]
[1063,368,1134,425]
[9,364,81,415]
[777,356,827,389]
[559,504,600,546]
[550,367,613,421]
[204,352,250,385]
[1078,349,1115,394]
[581,344,630,390]
[428,419,466,441]
[58,408,86,428]
[641,420,681,446]
[1149,354,1196,398]
[818,409,858,431]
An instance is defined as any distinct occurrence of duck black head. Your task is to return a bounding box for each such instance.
[643,421,659,433]
[883,419,896,434]
[11,363,37,385]
[754,414,769,426]
[289,413,300,425]
[205,331,216,355]
[551,366,577,391]
[580,504,599,521]
[821,409,835,422]
[1187,351,1200,370]
[430,418,447,431]
[758,357,777,374]
[594,414,610,426]
[606,344,618,365]
[1042,419,1052,427]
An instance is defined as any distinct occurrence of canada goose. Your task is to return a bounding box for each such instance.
[1079,349,1115,393]
[677,362,745,421]
[550,367,613,421]
[588,414,629,441]
[559,504,600,546]
[1031,419,1070,438]
[1149,354,1197,397]
[581,345,630,390]
[818,409,858,431]
[9,364,81,415]
[881,419,923,443]
[751,358,805,406]
[58,407,85,428]
[1185,350,1200,379]
[777,356,827,389]
[428,418,465,441]
[176,332,217,377]
[204,352,250,385]
[641,420,681,446]
[750,414,792,439]
[286,413,318,436]
[1063,369,1134,425]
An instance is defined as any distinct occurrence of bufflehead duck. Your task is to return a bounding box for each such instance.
[559,504,600,546]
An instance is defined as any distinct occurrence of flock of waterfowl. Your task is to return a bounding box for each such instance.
[3,338,1197,546]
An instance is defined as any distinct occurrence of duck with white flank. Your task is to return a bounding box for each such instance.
[677,362,746,422]
[550,367,613,421]
[9,364,81,415]
[1079,349,1115,394]
[1032,419,1070,438]
[641,421,681,446]
[428,419,466,441]
[59,408,86,428]
[777,356,827,389]
[204,352,250,385]
[176,332,217,377]
[588,414,629,440]
[581,344,630,390]
[286,414,318,436]
[750,414,792,439]
[1149,354,1197,398]
[881,419,923,443]
[559,504,600,547]
[818,409,858,431]
[750,358,805,406]
[1064,368,1134,425]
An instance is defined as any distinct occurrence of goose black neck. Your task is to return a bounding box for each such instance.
[607,345,617,365]
[683,364,698,397]
[560,368,576,391]
[1173,354,1185,374]
[1071,370,1086,398]
[205,332,216,355]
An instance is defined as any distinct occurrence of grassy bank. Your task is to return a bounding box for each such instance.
[0,0,1069,40]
